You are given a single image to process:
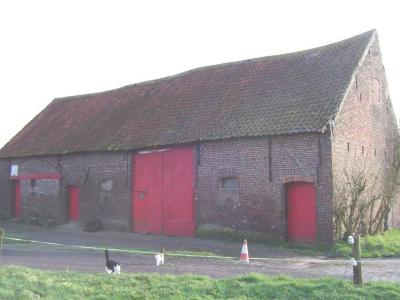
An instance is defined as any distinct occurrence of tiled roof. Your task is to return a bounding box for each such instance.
[0,30,376,158]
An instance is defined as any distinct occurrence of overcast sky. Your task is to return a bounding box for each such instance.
[0,0,399,148]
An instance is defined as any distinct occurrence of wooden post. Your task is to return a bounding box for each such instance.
[352,235,363,285]
[0,228,4,261]
[0,228,4,250]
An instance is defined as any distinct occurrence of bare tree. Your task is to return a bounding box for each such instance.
[334,133,400,239]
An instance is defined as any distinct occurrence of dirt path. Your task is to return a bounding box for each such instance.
[1,222,399,282]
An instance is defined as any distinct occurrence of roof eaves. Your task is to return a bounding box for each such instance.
[0,129,321,159]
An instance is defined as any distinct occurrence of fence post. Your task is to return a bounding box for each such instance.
[0,228,3,249]
[352,235,363,285]
[0,228,4,261]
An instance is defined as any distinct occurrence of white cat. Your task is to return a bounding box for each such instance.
[155,248,165,266]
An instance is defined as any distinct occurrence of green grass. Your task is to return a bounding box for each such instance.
[0,266,398,300]
[330,229,400,258]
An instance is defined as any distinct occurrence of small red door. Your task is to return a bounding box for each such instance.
[69,186,80,221]
[287,182,317,243]
[132,146,195,237]
[14,181,21,218]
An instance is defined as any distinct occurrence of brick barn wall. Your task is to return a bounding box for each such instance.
[0,159,12,217]
[6,152,132,229]
[61,152,131,230]
[2,134,334,242]
[5,156,63,224]
[332,35,399,232]
[196,132,333,243]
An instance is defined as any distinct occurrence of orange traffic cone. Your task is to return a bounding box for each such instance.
[239,239,249,262]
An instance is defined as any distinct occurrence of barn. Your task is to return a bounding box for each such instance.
[0,30,398,243]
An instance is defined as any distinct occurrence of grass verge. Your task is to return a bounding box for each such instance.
[198,225,400,258]
[0,266,398,300]
[329,229,400,258]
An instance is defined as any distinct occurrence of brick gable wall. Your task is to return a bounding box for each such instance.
[331,36,399,231]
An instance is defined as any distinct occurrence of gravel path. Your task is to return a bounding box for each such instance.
[1,222,399,282]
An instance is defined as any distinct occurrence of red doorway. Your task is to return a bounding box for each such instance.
[132,146,195,237]
[13,180,21,218]
[287,182,317,243]
[68,186,80,221]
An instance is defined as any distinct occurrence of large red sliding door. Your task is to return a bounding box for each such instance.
[287,182,317,243]
[132,146,195,237]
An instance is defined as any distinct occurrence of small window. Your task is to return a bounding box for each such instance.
[374,149,377,157]
[220,177,238,189]
[10,165,18,176]
[362,145,365,155]
[372,78,381,103]
[347,142,350,151]
[359,92,362,102]
[30,179,36,188]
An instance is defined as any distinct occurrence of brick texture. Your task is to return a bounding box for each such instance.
[196,133,333,243]
[0,159,11,216]
[1,132,334,243]
[331,35,399,230]
[3,152,131,229]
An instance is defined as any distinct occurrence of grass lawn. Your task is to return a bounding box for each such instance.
[0,266,399,300]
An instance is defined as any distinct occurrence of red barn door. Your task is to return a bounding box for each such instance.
[132,152,163,234]
[132,146,195,237]
[14,181,21,218]
[68,186,80,221]
[287,182,316,243]
[162,147,195,236]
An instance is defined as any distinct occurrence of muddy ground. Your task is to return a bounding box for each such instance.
[0,222,399,282]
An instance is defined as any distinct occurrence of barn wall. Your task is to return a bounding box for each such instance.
[2,133,335,242]
[332,36,399,233]
[7,156,62,224]
[0,159,11,218]
[7,152,131,229]
[196,132,333,243]
[61,152,132,230]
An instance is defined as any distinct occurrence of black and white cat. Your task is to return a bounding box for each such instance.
[105,249,121,274]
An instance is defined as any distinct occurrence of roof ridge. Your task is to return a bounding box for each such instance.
[54,30,377,103]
